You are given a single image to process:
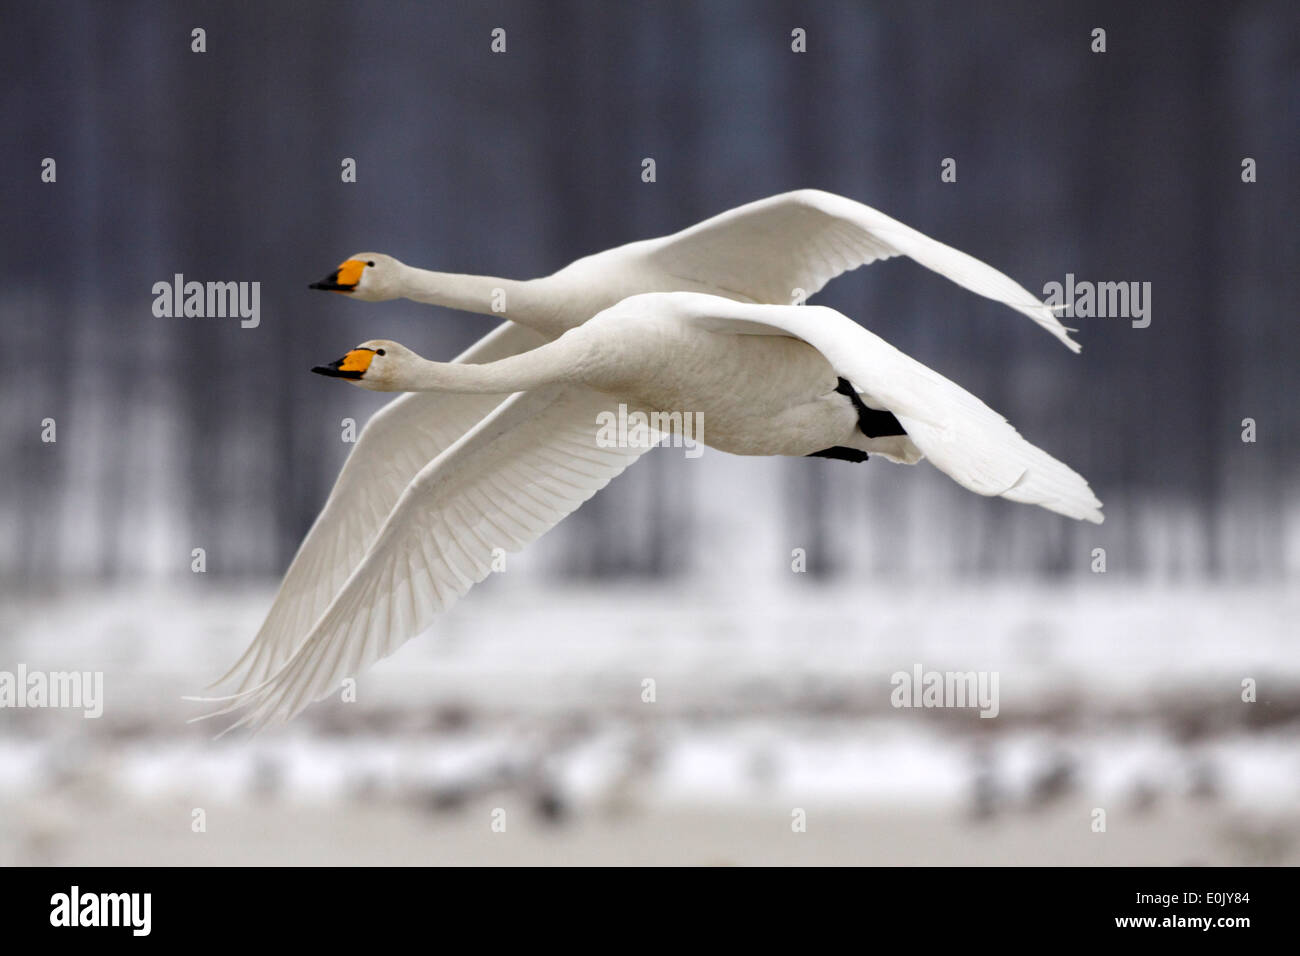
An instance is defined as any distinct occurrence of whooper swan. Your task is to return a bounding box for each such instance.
[199,292,1099,731]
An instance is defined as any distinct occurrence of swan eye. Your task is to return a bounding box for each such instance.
[366,260,375,267]
[376,349,386,356]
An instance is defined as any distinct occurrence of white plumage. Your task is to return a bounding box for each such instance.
[213,191,1071,697]
[216,190,1074,695]
[198,289,1099,732]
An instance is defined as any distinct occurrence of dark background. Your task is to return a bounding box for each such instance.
[3,0,1296,587]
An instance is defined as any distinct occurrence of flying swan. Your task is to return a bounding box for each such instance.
[197,292,1100,732]
[208,189,1079,702]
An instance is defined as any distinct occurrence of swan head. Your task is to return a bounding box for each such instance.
[311,339,415,391]
[309,253,403,301]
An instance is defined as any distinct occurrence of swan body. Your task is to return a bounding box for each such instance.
[318,314,917,462]
[213,190,1078,701]
[200,292,1101,732]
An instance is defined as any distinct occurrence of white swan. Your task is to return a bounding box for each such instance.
[213,190,1076,694]
[308,189,1077,349]
[199,292,1100,732]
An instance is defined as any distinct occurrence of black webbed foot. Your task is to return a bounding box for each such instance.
[835,377,906,438]
[807,446,869,462]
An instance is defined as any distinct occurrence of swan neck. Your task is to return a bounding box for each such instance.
[404,335,583,394]
[398,265,549,327]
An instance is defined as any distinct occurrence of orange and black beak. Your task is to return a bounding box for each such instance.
[312,347,375,380]
[309,259,366,292]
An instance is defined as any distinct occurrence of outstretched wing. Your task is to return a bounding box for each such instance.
[641,189,1079,352]
[198,386,654,731]
[209,320,548,692]
[644,292,1102,523]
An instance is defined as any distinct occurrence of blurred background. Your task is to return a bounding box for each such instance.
[1,0,1297,864]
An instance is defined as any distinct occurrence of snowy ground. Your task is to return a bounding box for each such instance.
[1,577,1296,865]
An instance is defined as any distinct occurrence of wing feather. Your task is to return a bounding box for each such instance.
[644,293,1102,523]
[209,320,548,692]
[202,386,651,731]
[644,189,1079,351]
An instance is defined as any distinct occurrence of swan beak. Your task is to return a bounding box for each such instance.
[312,348,375,380]
[309,259,366,292]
